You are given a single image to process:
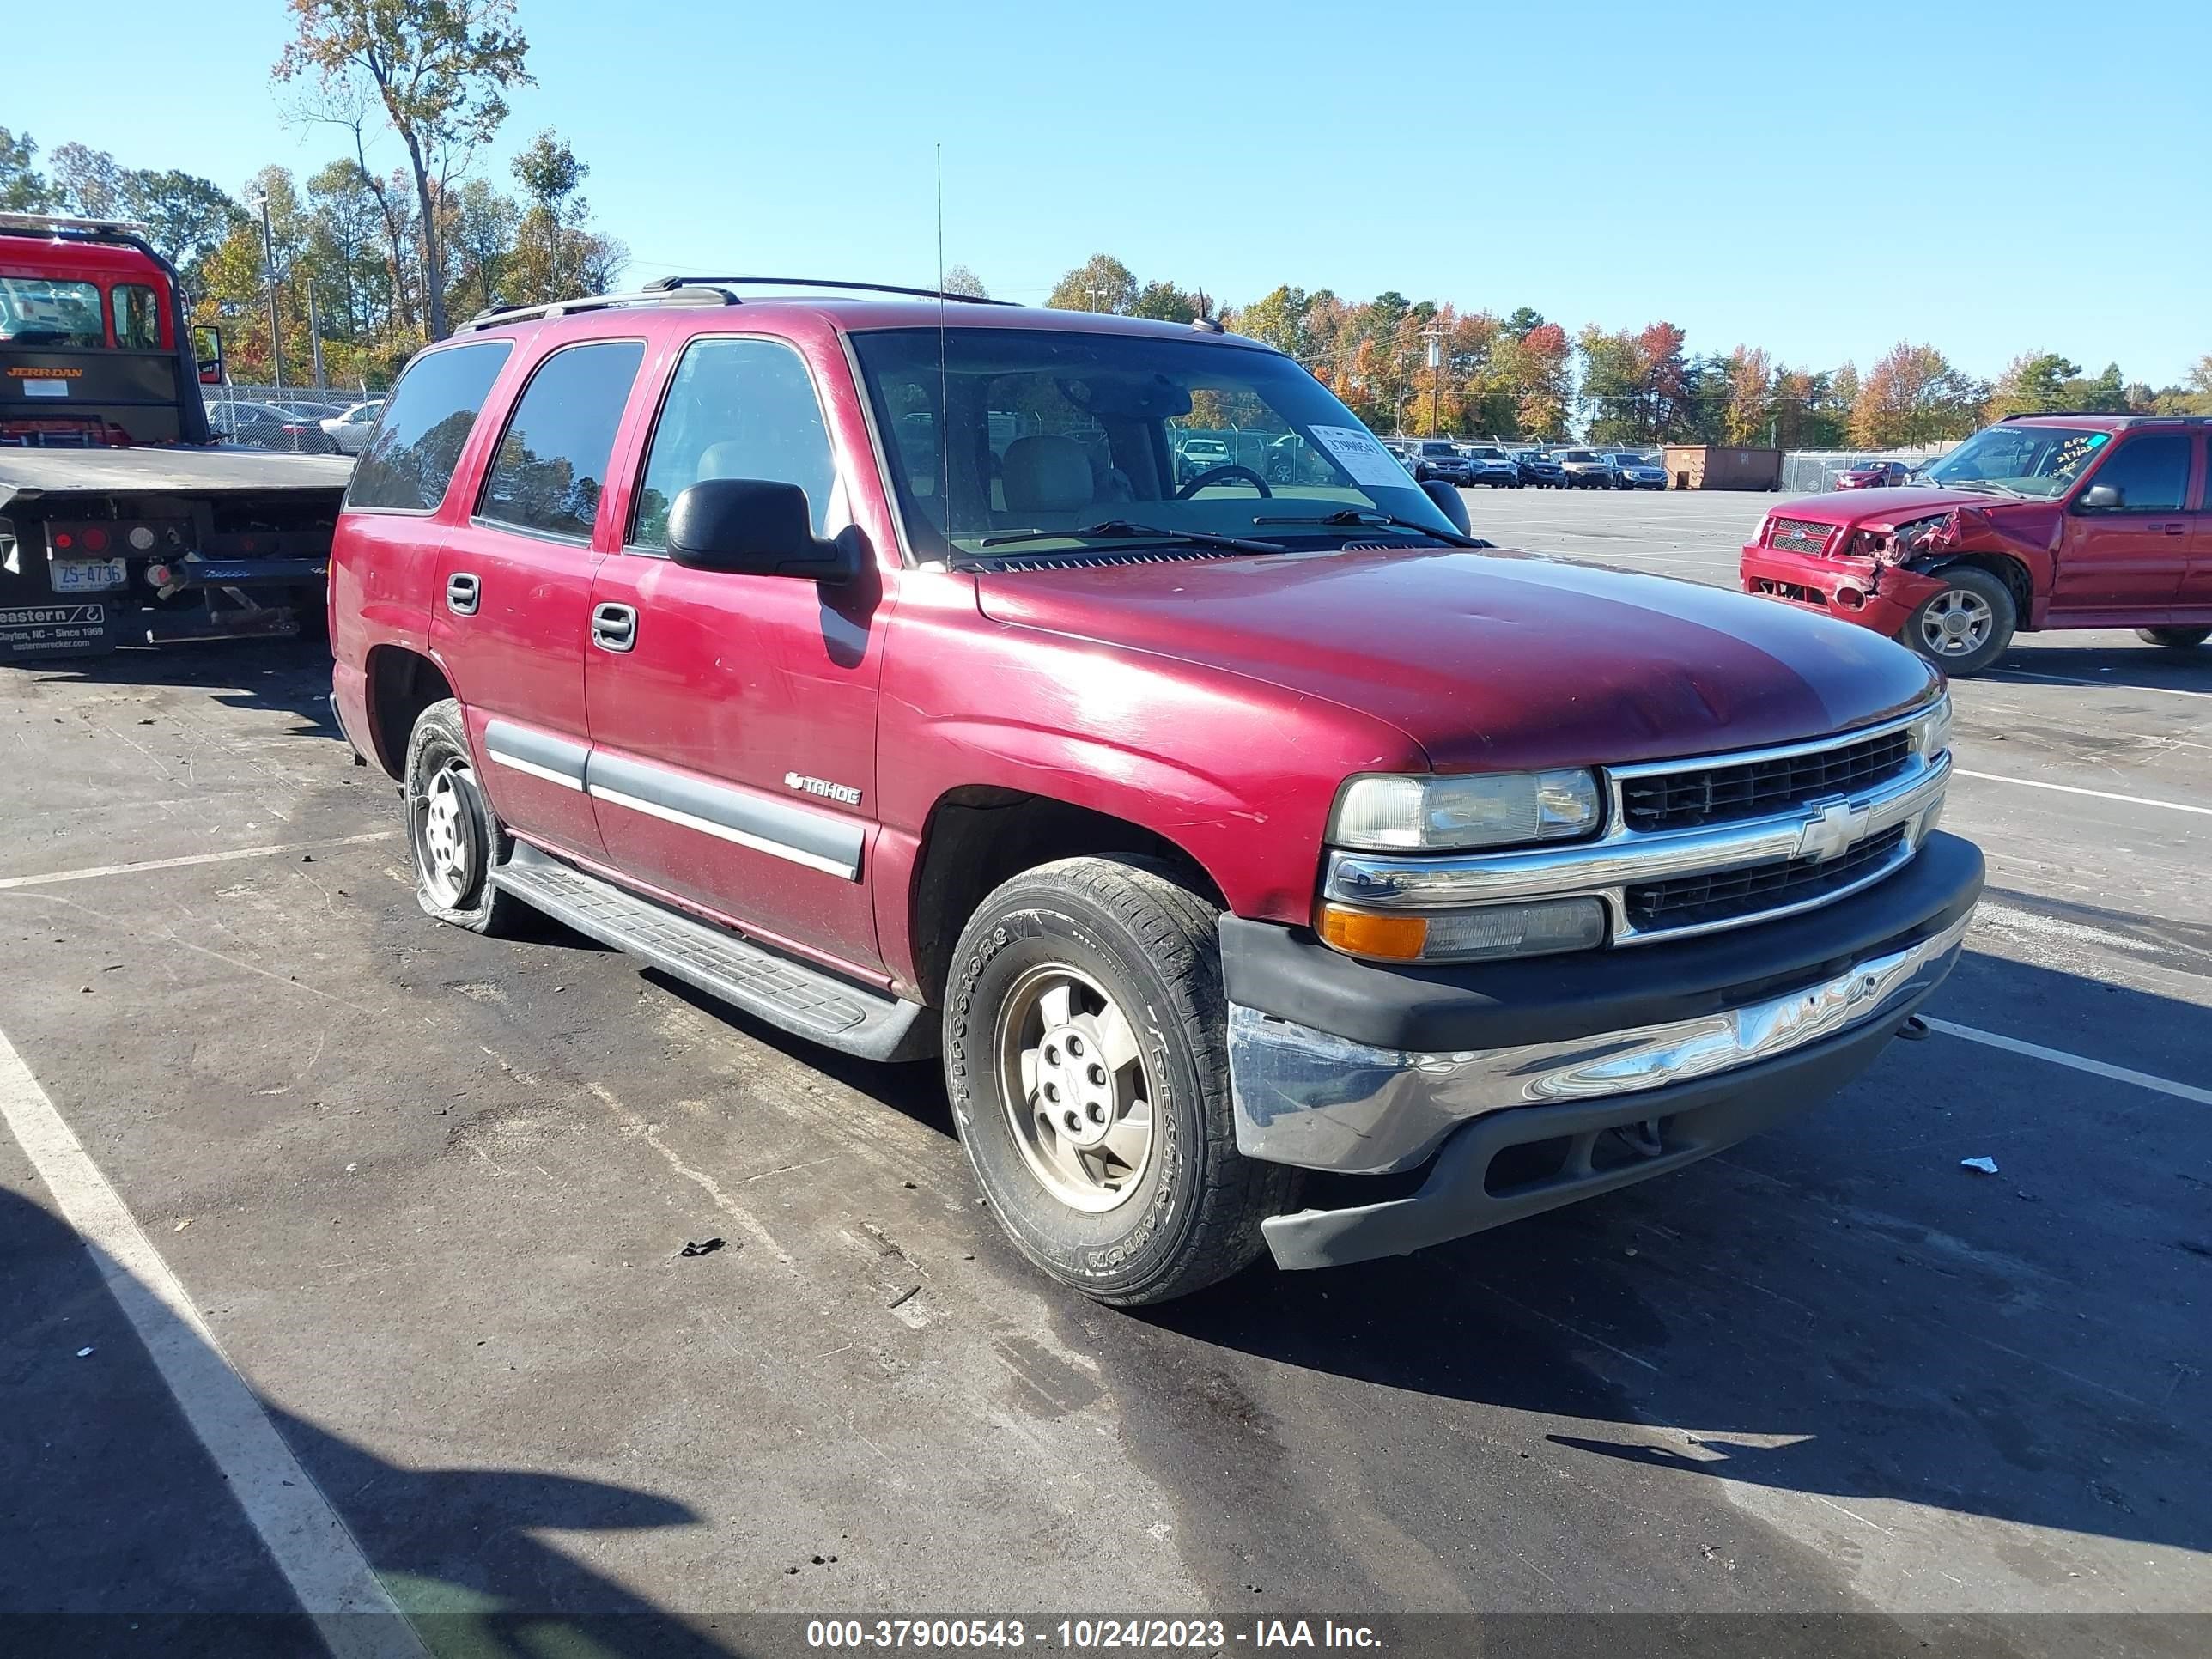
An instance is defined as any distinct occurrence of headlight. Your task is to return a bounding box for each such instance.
[1316,896,1607,963]
[1911,696,1952,759]
[1330,769,1602,852]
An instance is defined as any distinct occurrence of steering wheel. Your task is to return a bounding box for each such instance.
[1176,465,1273,500]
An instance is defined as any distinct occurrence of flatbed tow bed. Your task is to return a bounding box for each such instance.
[0,447,352,661]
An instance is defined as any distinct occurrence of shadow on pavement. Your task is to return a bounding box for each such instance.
[1127,945,2212,1566]
[1989,638,2212,692]
[8,637,342,741]
[0,1179,732,1656]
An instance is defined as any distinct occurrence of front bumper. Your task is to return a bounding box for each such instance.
[1221,830,1982,1267]
[1740,543,1943,635]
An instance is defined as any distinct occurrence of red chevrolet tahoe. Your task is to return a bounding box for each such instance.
[1742,413,2212,675]
[330,280,1982,1304]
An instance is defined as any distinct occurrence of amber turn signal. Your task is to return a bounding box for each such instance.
[1315,902,1429,962]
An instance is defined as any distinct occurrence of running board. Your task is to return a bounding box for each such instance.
[490,844,935,1062]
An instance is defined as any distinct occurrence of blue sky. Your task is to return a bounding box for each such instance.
[15,0,2209,382]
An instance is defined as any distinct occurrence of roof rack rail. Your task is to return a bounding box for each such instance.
[457,284,743,332]
[1995,410,2209,424]
[640,274,1017,306]
[0,210,155,240]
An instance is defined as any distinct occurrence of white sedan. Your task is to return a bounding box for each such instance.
[319,401,384,455]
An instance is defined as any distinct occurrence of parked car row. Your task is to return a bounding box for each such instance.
[1378,440,1671,489]
[203,395,382,456]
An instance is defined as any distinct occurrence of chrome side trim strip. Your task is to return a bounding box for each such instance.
[1603,704,1928,782]
[1228,911,1971,1174]
[585,750,864,882]
[483,719,587,791]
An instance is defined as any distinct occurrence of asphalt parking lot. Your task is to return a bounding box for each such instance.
[3,489,2207,1657]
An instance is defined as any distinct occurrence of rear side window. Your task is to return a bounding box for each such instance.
[629,337,836,549]
[478,341,646,539]
[2083,434,2191,514]
[346,342,514,512]
[112,284,161,349]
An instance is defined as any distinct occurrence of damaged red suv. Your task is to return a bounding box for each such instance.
[1741,414,2212,675]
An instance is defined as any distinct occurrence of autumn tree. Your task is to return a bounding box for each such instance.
[1129,281,1204,323]
[504,129,623,304]
[50,143,125,217]
[445,176,520,315]
[1986,351,2080,419]
[0,128,53,210]
[1850,343,1984,448]
[1722,347,1772,446]
[1047,254,1138,313]
[277,0,532,340]
[940,264,988,299]
[1229,285,1310,358]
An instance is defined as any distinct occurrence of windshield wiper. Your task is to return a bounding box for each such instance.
[1932,477,2026,499]
[1252,508,1490,549]
[976,520,1285,556]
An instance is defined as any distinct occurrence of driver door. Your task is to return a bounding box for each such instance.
[2053,431,2194,616]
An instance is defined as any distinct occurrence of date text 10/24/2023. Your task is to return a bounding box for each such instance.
[805,1620,1382,1650]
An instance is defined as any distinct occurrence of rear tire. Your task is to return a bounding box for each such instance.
[1900,565,2017,677]
[942,856,1297,1306]
[404,698,527,935]
[2137,626,2210,650]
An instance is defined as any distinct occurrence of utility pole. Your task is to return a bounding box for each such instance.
[1420,325,1447,437]
[252,190,283,392]
[306,283,327,390]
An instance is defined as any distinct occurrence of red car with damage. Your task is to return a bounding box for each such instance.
[1743,414,2212,675]
[329,279,1981,1304]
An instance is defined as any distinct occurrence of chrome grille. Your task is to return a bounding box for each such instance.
[1619,727,1914,833]
[1625,825,1908,933]
[1768,516,1837,555]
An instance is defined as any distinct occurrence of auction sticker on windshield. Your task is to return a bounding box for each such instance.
[1309,423,1407,488]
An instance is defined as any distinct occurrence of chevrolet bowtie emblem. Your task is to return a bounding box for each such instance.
[1797,798,1872,860]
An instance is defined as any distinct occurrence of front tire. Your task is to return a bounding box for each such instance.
[941,856,1297,1305]
[2138,626,2210,650]
[404,698,527,934]
[1901,565,2017,677]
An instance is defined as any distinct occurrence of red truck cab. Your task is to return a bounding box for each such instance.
[0,212,218,447]
[1742,414,2212,674]
[331,279,1982,1304]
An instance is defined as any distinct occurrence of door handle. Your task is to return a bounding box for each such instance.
[2162,522,2186,536]
[591,602,638,653]
[446,571,480,616]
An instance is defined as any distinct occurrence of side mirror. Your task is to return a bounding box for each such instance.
[1420,477,1473,538]
[194,325,225,386]
[2078,483,2122,511]
[665,478,860,582]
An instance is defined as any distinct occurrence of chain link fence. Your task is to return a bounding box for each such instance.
[201,382,380,455]
[1778,444,1958,495]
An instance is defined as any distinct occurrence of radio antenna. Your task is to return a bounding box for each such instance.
[936,143,951,528]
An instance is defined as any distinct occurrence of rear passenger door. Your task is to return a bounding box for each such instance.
[432,338,645,860]
[2054,431,2194,615]
[583,334,889,978]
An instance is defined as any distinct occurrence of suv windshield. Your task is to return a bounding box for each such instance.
[1418,442,1456,456]
[1926,424,2110,498]
[850,326,1458,559]
[0,277,105,348]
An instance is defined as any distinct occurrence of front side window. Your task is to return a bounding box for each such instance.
[348,342,514,512]
[849,325,1459,562]
[0,277,105,347]
[113,284,162,349]
[1926,423,2110,500]
[2077,433,2191,514]
[631,337,837,550]
[477,341,646,539]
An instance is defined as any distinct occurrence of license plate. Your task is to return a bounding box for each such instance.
[52,558,126,593]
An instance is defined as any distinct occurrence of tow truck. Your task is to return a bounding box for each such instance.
[0,211,353,662]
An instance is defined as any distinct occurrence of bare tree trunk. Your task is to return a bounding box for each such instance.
[398,129,447,340]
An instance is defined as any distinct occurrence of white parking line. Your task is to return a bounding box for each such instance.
[0,831,399,891]
[1952,770,2212,817]
[1986,669,2210,702]
[0,1027,427,1659]
[1925,1018,2212,1107]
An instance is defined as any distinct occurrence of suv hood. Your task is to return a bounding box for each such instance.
[975,546,1937,773]
[1774,484,2023,526]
